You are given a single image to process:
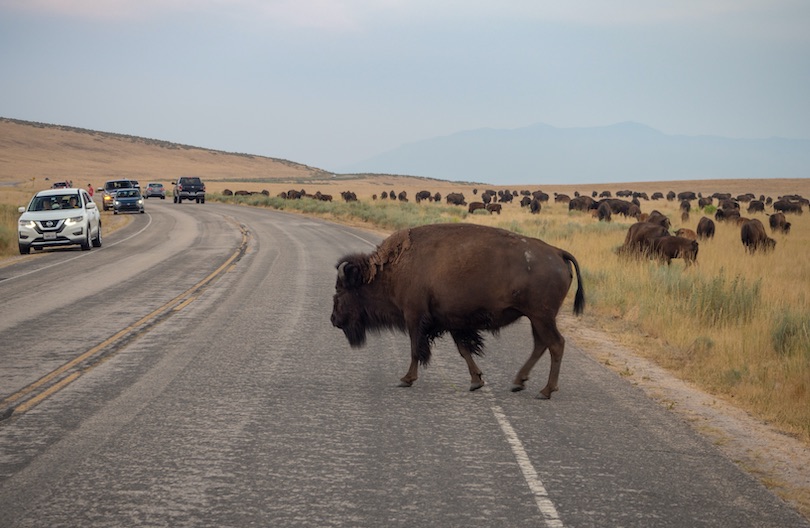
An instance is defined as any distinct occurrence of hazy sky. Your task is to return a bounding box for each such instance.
[1,1,808,174]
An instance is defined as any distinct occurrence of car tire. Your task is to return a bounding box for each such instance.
[113,210,118,215]
[19,243,30,255]
[92,223,102,247]
[81,228,91,251]
[201,197,205,204]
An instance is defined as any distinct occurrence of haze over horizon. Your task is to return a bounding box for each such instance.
[1,1,808,182]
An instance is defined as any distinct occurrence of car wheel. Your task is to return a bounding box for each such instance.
[19,243,30,255]
[161,196,165,200]
[113,210,118,215]
[201,198,205,204]
[92,222,102,247]
[81,228,91,251]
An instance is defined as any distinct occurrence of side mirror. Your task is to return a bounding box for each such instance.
[86,202,97,210]
[96,187,103,192]
[18,206,25,213]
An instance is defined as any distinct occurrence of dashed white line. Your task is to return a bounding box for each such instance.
[491,403,565,528]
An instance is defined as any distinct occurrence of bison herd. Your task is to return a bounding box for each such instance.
[339,187,803,265]
[225,185,805,266]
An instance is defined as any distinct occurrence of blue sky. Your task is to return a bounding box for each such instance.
[1,1,808,174]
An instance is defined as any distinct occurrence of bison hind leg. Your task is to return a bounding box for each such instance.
[512,318,565,399]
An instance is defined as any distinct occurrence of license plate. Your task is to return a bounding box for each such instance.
[43,232,57,240]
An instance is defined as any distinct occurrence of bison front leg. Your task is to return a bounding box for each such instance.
[399,321,431,387]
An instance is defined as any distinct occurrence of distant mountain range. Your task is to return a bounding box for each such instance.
[338,122,810,185]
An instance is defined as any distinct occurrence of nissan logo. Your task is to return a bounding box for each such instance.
[44,221,55,227]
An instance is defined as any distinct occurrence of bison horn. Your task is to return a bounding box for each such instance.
[337,261,348,281]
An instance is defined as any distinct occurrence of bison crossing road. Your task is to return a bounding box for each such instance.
[331,223,585,399]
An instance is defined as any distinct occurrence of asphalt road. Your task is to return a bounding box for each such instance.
[0,199,806,527]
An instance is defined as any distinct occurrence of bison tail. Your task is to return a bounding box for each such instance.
[562,251,585,316]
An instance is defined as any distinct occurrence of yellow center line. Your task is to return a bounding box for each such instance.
[1,223,249,414]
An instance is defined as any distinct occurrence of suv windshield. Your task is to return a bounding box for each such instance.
[106,180,134,190]
[31,193,81,211]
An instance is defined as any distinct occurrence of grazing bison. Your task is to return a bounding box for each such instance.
[696,217,715,239]
[650,236,699,266]
[596,201,612,222]
[446,192,466,206]
[468,202,486,214]
[486,203,502,215]
[773,200,803,214]
[415,190,432,203]
[747,200,765,213]
[569,195,596,212]
[674,228,697,240]
[331,224,585,399]
[768,212,791,234]
[740,219,776,253]
[621,222,669,256]
[646,210,671,229]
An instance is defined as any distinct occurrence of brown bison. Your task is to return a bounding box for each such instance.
[650,236,699,266]
[596,201,612,222]
[446,192,466,206]
[621,222,669,256]
[331,223,585,399]
[486,203,502,215]
[740,219,776,253]
[468,202,486,214]
[768,212,791,234]
[674,228,697,240]
[696,217,715,239]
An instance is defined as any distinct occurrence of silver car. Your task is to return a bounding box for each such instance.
[18,188,102,254]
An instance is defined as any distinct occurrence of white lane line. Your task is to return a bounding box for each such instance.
[491,404,565,528]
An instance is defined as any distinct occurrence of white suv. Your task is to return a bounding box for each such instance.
[18,188,102,254]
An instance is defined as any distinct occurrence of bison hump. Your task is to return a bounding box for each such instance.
[367,228,413,282]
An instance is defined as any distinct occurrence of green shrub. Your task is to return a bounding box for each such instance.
[650,267,761,327]
[771,310,810,357]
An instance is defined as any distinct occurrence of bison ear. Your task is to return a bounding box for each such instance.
[337,261,364,289]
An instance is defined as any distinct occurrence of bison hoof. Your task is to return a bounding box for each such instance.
[398,380,413,388]
[469,382,484,392]
[510,384,525,393]
[537,387,557,399]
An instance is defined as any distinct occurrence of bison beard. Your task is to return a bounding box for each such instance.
[331,223,585,399]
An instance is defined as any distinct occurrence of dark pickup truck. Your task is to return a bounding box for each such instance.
[172,177,206,204]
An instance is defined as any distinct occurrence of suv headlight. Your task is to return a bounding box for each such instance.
[19,219,35,228]
[65,215,85,226]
